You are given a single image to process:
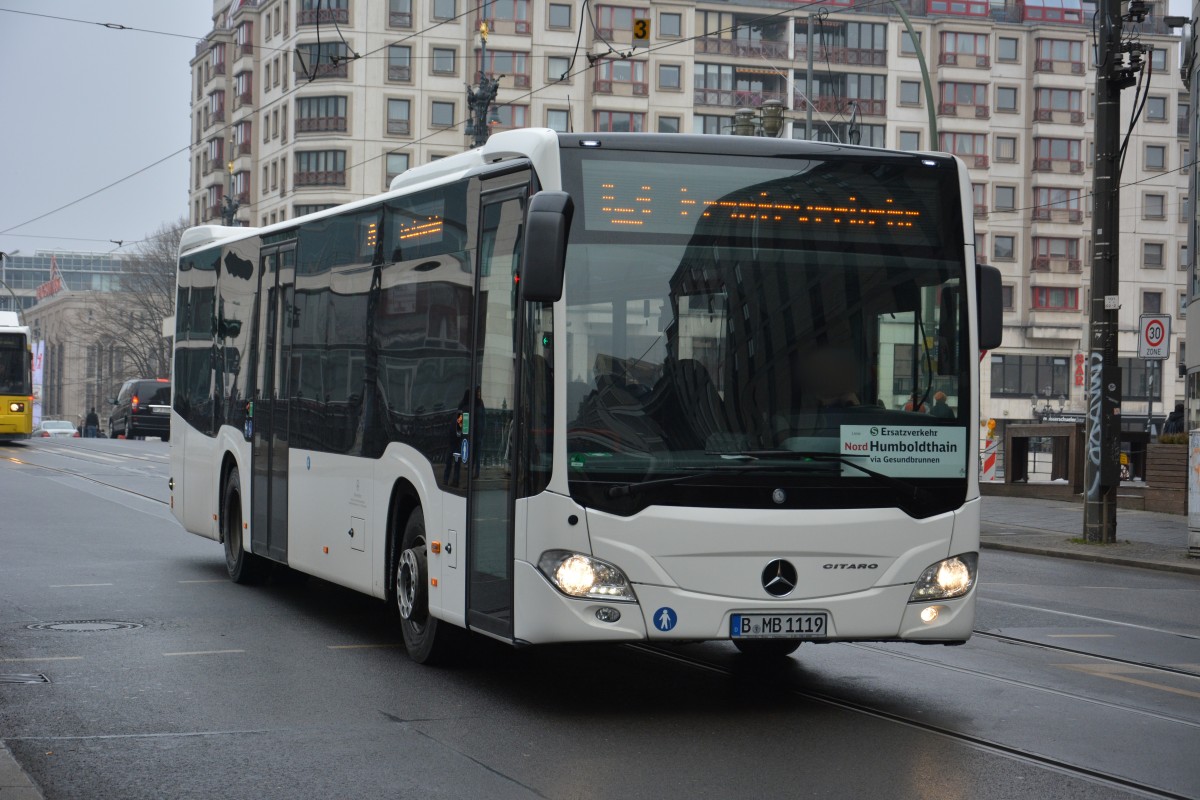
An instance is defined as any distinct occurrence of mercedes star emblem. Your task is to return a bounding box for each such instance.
[761,559,798,597]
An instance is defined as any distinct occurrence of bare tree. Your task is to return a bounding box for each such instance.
[91,218,185,384]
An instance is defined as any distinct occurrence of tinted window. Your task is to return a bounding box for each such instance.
[135,381,171,405]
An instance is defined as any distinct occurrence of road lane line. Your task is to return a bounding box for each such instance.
[49,583,114,588]
[1047,634,1115,638]
[980,597,1199,638]
[0,657,82,662]
[1058,663,1200,699]
[327,643,402,650]
[178,579,226,584]
[162,650,245,656]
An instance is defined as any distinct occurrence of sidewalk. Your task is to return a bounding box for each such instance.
[980,495,1200,575]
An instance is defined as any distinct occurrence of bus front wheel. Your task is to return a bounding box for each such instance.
[732,639,802,658]
[222,467,268,585]
[395,506,458,664]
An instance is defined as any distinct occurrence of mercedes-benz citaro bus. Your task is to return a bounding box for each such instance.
[0,310,34,441]
[170,130,1002,663]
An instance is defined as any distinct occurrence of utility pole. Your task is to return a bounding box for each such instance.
[467,19,501,148]
[1083,0,1147,543]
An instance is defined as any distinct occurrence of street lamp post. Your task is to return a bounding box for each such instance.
[0,250,25,325]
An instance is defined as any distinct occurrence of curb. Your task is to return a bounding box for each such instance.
[0,740,43,800]
[980,539,1200,576]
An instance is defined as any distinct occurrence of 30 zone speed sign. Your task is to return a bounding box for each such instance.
[1138,314,1171,360]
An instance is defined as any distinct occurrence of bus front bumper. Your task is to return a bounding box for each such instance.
[512,561,975,646]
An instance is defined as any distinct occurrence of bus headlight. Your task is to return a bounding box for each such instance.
[538,550,636,602]
[909,553,978,602]
[9,402,23,413]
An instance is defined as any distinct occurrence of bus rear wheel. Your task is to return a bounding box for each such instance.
[732,639,802,658]
[222,467,268,584]
[394,506,458,664]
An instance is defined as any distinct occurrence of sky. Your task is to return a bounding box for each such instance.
[0,0,1193,261]
[0,2,213,258]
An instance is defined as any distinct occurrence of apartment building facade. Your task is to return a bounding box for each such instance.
[187,0,1189,431]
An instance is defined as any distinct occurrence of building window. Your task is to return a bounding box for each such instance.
[295,42,350,79]
[1001,285,1014,310]
[547,108,569,131]
[1034,137,1083,171]
[1142,291,1163,314]
[385,152,409,183]
[660,12,681,37]
[658,116,680,133]
[996,136,1017,161]
[1181,243,1189,271]
[1143,242,1164,268]
[1144,193,1165,219]
[899,130,920,150]
[1033,187,1081,221]
[1121,358,1162,401]
[294,150,346,186]
[597,59,647,93]
[548,3,572,28]
[386,98,411,135]
[295,95,348,133]
[939,131,987,165]
[1035,38,1084,71]
[490,105,528,129]
[595,110,645,132]
[940,81,986,113]
[1145,144,1166,170]
[430,101,455,127]
[998,37,1018,61]
[995,185,1016,211]
[1032,287,1079,310]
[900,30,922,55]
[939,32,989,66]
[926,0,988,15]
[996,86,1017,112]
[1033,237,1080,271]
[1035,87,1083,121]
[388,45,412,81]
[596,4,648,35]
[547,56,570,82]
[993,235,1015,260]
[432,0,455,20]
[479,50,530,87]
[972,183,987,216]
[658,64,681,90]
[899,80,921,105]
[1151,48,1167,71]
[990,354,1070,397]
[1146,96,1167,121]
[389,0,413,28]
[432,48,456,75]
[693,114,726,135]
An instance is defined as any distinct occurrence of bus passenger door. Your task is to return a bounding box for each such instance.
[466,179,528,638]
[251,244,295,562]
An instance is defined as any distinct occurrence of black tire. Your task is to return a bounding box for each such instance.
[222,467,268,584]
[732,639,802,658]
[124,418,131,440]
[394,506,459,664]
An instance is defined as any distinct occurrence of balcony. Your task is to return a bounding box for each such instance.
[206,203,223,221]
[1181,117,1191,138]
[793,95,881,116]
[795,45,887,66]
[697,87,787,108]
[938,52,990,67]
[295,62,349,80]
[1031,257,1083,272]
[696,36,790,60]
[1035,58,1085,74]
[296,116,348,133]
[389,11,412,27]
[972,155,989,169]
[238,140,252,155]
[513,74,531,88]
[295,170,346,187]
[387,119,411,135]
[1032,208,1083,223]
[298,7,349,24]
[477,17,531,35]
[974,203,987,217]
[388,65,411,82]
[596,79,650,96]
[938,102,989,119]
[238,90,253,106]
[1034,158,1085,174]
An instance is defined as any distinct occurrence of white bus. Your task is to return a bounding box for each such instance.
[171,130,1002,662]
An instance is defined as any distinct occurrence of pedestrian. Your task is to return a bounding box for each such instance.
[84,407,100,438]
[1163,403,1186,435]
[903,393,927,413]
[929,392,954,419]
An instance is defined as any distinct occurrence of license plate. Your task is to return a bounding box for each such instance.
[731,612,827,639]
[152,407,169,414]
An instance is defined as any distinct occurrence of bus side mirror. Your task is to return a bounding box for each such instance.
[519,191,573,303]
[977,264,1003,351]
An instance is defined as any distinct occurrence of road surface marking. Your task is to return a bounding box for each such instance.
[49,583,114,588]
[327,643,402,650]
[0,657,82,662]
[178,579,226,584]
[162,650,245,657]
[980,598,1198,638]
[1058,663,1200,699]
[1047,634,1115,638]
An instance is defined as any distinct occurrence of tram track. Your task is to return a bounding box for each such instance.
[628,642,1193,800]
[1,448,168,506]
[972,629,1200,678]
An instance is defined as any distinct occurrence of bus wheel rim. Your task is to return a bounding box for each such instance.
[397,548,422,621]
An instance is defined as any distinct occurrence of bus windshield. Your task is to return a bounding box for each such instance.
[561,146,970,515]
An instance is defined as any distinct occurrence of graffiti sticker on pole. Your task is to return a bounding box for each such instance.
[1137,314,1171,360]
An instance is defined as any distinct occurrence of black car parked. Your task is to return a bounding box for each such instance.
[110,378,171,441]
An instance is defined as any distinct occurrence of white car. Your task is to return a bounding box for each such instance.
[36,420,79,438]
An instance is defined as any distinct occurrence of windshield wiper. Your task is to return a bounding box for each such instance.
[721,450,936,516]
[604,459,838,499]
